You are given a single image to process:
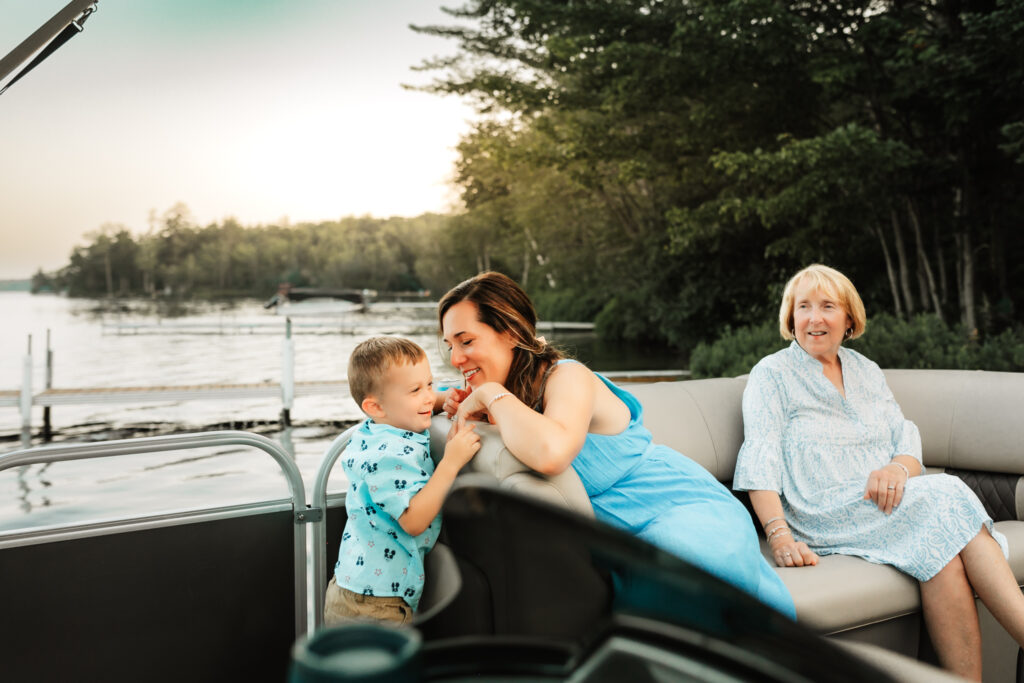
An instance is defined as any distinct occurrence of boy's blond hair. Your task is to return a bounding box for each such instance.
[348,336,427,407]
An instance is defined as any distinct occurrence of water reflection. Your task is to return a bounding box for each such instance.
[279,426,295,460]
[16,463,52,514]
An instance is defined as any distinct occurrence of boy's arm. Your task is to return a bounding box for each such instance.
[398,423,480,536]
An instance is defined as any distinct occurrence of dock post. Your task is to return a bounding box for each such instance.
[281,317,294,426]
[20,335,33,440]
[42,329,52,440]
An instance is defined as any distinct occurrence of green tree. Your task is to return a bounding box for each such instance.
[414,0,1024,347]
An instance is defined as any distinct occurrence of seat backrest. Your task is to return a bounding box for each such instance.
[627,377,748,482]
[427,415,594,517]
[629,369,1024,483]
[883,369,1024,475]
[425,416,609,639]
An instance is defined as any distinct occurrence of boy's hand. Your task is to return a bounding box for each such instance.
[443,421,481,469]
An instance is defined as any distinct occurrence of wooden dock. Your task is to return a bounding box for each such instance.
[101,319,596,336]
[6,323,683,438]
[2,370,686,419]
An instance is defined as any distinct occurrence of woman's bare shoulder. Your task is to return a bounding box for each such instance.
[549,361,630,434]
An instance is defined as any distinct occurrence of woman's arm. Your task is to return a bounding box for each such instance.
[749,490,818,568]
[864,454,922,515]
[452,362,596,475]
[863,363,925,514]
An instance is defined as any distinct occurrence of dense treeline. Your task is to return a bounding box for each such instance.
[40,1,1024,357]
[34,205,460,298]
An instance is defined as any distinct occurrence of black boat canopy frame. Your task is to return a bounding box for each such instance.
[0,0,99,97]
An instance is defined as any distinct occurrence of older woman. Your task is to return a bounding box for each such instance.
[437,271,796,618]
[734,263,1024,681]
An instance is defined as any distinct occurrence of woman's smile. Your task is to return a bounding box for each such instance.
[441,300,516,388]
[791,279,851,362]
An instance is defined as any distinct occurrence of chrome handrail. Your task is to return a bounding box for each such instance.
[0,430,309,637]
[310,423,359,630]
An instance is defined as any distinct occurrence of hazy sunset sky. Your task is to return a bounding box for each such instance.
[0,1,477,279]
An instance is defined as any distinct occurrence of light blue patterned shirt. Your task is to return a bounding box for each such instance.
[333,419,438,610]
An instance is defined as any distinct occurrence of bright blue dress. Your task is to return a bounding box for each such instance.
[733,342,1008,581]
[562,361,796,618]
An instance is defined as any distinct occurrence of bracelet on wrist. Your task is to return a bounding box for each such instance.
[486,391,512,411]
[889,460,910,482]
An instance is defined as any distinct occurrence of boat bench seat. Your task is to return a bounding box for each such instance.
[444,369,1024,681]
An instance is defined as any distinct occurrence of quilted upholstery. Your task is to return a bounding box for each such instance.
[944,469,1021,523]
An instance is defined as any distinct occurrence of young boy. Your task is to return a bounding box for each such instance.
[325,336,480,626]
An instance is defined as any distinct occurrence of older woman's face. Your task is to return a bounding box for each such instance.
[441,300,516,389]
[792,279,852,363]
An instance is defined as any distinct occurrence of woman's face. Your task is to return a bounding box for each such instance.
[441,300,517,389]
[791,279,852,363]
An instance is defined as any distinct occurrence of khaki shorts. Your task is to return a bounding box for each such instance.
[323,577,413,627]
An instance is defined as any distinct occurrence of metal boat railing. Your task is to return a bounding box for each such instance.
[0,430,310,638]
[309,423,359,630]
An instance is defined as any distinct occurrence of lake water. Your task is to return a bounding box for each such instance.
[0,292,685,532]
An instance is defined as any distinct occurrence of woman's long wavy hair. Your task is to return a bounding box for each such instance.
[438,271,563,410]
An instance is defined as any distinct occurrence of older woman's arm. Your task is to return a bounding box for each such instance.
[749,490,819,568]
[863,364,925,515]
[735,361,818,568]
[864,454,923,514]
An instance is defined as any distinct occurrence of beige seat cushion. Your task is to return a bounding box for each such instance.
[765,520,1024,633]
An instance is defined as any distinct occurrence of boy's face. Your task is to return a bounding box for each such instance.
[365,357,435,433]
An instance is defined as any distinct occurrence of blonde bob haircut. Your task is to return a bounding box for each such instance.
[778,264,867,341]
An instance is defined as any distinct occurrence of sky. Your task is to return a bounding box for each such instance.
[0,1,478,279]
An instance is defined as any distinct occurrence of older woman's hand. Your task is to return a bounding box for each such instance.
[863,463,908,515]
[770,535,819,568]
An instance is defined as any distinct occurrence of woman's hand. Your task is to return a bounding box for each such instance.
[448,382,504,434]
[441,387,471,420]
[863,463,908,515]
[770,535,819,568]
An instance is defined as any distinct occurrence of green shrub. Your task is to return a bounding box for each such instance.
[689,321,788,378]
[693,313,1024,377]
[848,314,961,369]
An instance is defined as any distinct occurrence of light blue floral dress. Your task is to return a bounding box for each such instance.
[734,342,1008,581]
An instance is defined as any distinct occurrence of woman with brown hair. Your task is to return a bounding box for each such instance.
[436,271,795,618]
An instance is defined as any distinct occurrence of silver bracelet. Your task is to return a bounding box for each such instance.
[762,516,785,530]
[767,528,792,542]
[889,460,910,482]
[486,391,512,410]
